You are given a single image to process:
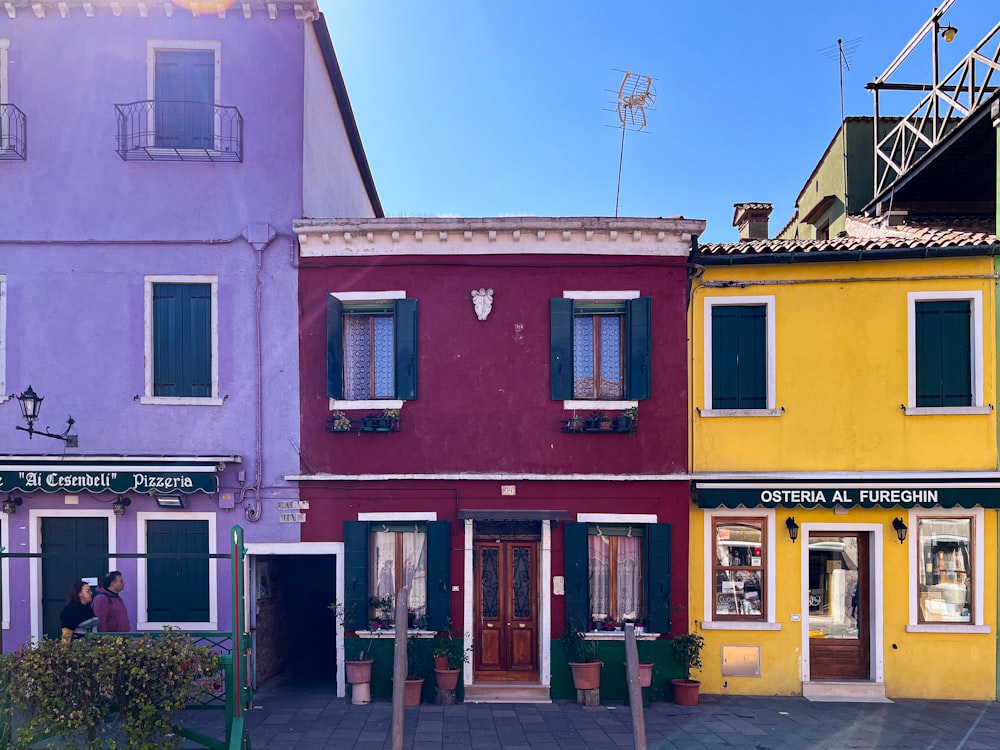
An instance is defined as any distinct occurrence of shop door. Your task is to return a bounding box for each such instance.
[41,517,109,640]
[808,532,870,680]
[473,540,538,681]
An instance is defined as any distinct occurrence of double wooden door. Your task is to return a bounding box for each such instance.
[41,517,109,640]
[473,539,538,681]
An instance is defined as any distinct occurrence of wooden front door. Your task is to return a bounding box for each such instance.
[474,540,538,681]
[808,531,870,680]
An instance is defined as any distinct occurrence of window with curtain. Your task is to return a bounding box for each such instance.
[712,519,765,619]
[344,308,395,400]
[371,523,427,628]
[588,525,643,625]
[574,306,624,399]
[917,516,972,623]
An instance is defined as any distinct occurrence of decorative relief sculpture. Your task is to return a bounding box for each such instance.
[471,288,494,321]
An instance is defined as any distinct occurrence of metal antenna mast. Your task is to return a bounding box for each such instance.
[610,71,656,217]
[818,37,861,214]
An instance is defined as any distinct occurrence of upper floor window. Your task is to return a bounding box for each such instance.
[327,292,418,405]
[143,276,220,405]
[550,293,650,404]
[907,292,985,414]
[703,296,778,416]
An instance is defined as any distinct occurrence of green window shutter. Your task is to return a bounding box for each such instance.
[394,298,418,400]
[916,300,971,407]
[153,283,211,398]
[326,295,344,399]
[711,305,765,409]
[562,522,589,632]
[550,298,574,400]
[710,306,738,409]
[147,520,209,622]
[343,521,370,630]
[643,523,672,634]
[626,297,652,400]
[425,521,451,631]
[153,284,180,397]
[186,285,212,398]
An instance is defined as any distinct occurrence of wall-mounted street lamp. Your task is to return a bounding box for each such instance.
[2,494,22,515]
[112,496,131,516]
[14,385,78,447]
[892,517,908,544]
[785,516,800,543]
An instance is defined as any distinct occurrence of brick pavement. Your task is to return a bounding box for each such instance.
[179,679,1000,750]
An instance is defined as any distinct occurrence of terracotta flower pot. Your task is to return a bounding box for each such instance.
[345,658,373,685]
[671,678,700,706]
[568,660,602,690]
[624,662,654,688]
[433,655,449,670]
[404,677,424,706]
[434,667,460,690]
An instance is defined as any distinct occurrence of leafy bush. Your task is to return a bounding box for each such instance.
[561,630,599,663]
[3,629,218,749]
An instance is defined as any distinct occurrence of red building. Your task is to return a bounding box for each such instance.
[291,216,704,701]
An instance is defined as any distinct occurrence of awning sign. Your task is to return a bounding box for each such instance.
[696,485,1000,509]
[0,470,217,494]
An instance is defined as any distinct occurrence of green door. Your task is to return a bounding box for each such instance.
[41,517,109,640]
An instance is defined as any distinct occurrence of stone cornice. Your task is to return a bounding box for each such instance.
[3,0,318,20]
[294,216,706,258]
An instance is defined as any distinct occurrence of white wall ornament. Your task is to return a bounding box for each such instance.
[471,288,494,321]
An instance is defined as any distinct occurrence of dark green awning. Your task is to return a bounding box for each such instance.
[695,482,1000,509]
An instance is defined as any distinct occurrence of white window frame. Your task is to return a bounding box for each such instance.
[906,291,987,415]
[136,511,218,631]
[145,40,222,153]
[0,275,6,403]
[905,507,987,633]
[142,275,221,405]
[701,509,780,631]
[329,291,406,411]
[0,40,9,153]
[561,291,640,411]
[1,513,9,630]
[702,295,779,417]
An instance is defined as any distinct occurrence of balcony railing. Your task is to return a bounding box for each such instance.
[0,104,27,160]
[115,100,243,162]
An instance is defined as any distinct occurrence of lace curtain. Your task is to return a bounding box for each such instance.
[344,315,394,399]
[573,315,623,399]
[371,529,427,625]
[588,534,641,622]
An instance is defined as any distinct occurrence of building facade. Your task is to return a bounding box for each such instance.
[0,0,379,684]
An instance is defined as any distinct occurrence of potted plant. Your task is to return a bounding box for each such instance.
[634,631,654,689]
[329,602,378,703]
[328,410,352,432]
[561,629,601,690]
[432,619,468,691]
[404,634,425,706]
[670,632,705,705]
[619,406,638,433]
[564,413,585,432]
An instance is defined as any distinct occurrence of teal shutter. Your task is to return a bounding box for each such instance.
[711,305,765,409]
[394,298,418,400]
[710,306,738,408]
[153,283,211,398]
[425,521,451,631]
[916,300,972,407]
[343,521,369,630]
[626,297,652,400]
[562,522,589,632]
[147,520,209,622]
[326,295,344,399]
[644,523,671,634]
[550,298,574,400]
[154,50,214,149]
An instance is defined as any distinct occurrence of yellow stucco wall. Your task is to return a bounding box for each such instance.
[691,256,997,472]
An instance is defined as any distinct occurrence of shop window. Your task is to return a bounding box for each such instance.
[712,518,765,619]
[703,296,777,415]
[563,520,671,633]
[327,292,417,404]
[917,516,973,624]
[343,519,449,631]
[907,292,984,414]
[550,294,650,404]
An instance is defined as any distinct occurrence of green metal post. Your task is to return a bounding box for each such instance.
[230,526,247,746]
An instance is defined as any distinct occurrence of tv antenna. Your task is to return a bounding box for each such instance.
[818,37,861,216]
[610,70,656,217]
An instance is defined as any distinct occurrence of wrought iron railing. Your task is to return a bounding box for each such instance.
[0,104,26,160]
[115,100,243,162]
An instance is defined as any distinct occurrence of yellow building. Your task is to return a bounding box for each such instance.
[689,212,1000,700]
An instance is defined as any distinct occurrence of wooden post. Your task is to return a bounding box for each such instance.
[624,624,647,750]
[390,587,409,750]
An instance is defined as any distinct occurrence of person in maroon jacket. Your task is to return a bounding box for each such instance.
[92,571,131,632]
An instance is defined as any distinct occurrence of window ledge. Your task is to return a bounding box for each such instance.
[330,399,403,410]
[903,406,991,416]
[563,400,637,411]
[584,631,661,641]
[700,620,781,631]
[355,629,436,639]
[140,396,224,406]
[905,624,990,634]
[699,408,781,418]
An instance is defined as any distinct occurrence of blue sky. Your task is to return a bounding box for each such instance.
[321,1,996,242]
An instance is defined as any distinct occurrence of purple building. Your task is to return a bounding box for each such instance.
[0,0,379,684]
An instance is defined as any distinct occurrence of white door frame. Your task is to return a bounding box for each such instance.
[799,523,884,684]
[244,542,344,695]
[462,519,551,687]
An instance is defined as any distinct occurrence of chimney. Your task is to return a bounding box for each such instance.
[733,203,773,241]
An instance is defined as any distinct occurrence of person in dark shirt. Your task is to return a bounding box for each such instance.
[59,581,98,641]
